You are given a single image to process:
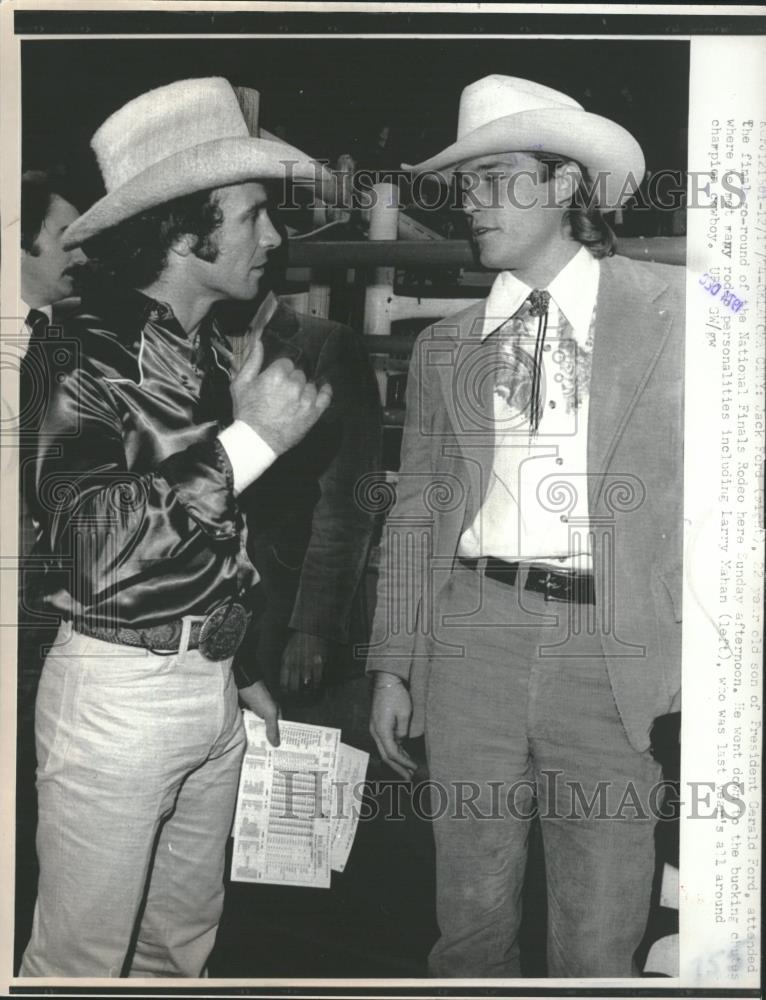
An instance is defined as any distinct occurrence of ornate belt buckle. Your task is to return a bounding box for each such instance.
[138,621,181,652]
[199,602,249,661]
[543,571,567,603]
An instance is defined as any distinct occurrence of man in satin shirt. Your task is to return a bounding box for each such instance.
[20,78,333,978]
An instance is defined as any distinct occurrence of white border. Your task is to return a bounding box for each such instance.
[1,2,764,993]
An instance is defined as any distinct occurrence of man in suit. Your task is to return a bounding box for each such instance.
[18,169,85,704]
[16,169,85,971]
[220,286,380,703]
[196,91,380,963]
[221,85,381,703]
[368,75,684,977]
[20,170,84,339]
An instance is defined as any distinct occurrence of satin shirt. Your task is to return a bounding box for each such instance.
[24,280,256,638]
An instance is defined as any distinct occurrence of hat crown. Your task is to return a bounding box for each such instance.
[93,77,249,192]
[457,75,583,141]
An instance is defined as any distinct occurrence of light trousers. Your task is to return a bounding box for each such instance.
[425,566,661,978]
[20,626,246,978]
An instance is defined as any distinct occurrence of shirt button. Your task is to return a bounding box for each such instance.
[560,515,568,522]
[549,400,556,409]
[555,457,564,466]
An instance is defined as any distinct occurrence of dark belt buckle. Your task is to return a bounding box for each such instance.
[199,603,249,661]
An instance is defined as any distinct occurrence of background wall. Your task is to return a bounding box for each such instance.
[22,37,689,209]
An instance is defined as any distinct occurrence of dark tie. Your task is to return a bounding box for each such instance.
[19,312,50,612]
[21,310,53,426]
[26,309,50,340]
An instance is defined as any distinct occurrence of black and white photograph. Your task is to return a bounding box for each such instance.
[0,2,763,993]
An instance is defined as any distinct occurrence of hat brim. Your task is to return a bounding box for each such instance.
[403,108,645,210]
[63,136,333,249]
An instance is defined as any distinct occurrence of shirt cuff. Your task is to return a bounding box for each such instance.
[218,420,278,496]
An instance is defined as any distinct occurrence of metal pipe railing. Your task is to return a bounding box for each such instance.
[287,236,685,269]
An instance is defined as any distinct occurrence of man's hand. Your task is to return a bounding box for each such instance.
[369,674,416,779]
[231,334,332,455]
[238,680,280,747]
[280,631,331,693]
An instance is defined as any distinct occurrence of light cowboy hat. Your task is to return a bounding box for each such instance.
[404,75,645,210]
[63,77,333,249]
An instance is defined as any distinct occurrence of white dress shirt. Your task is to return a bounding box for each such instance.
[458,246,600,569]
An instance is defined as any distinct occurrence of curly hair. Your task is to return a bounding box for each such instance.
[81,188,224,288]
[530,152,617,259]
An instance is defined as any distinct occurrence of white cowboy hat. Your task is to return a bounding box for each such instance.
[63,77,333,249]
[403,75,645,210]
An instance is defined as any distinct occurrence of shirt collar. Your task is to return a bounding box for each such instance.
[480,271,530,342]
[547,245,599,344]
[480,245,599,345]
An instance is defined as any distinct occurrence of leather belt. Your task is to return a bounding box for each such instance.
[459,556,595,605]
[72,602,251,661]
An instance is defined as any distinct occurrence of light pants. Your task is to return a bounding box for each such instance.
[425,566,661,978]
[20,627,246,978]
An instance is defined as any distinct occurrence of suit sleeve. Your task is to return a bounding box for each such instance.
[34,365,238,611]
[365,331,436,679]
[288,326,381,643]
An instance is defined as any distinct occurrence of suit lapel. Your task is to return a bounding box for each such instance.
[224,296,302,372]
[587,257,674,511]
[261,300,304,368]
[429,301,497,522]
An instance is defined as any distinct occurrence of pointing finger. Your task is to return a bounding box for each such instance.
[239,328,264,376]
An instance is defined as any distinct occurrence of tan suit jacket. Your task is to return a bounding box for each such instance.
[367,253,685,752]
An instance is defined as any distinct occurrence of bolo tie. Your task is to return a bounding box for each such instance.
[526,288,551,433]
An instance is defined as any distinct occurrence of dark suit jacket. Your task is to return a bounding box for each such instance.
[231,300,381,685]
[367,254,684,752]
[18,299,81,707]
